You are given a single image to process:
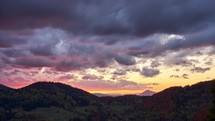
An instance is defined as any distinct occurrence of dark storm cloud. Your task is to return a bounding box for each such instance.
[55,59,85,71]
[0,0,82,30]
[0,0,75,18]
[150,60,160,68]
[0,0,215,36]
[162,26,215,51]
[112,69,127,76]
[191,67,211,73]
[182,74,189,79]
[71,79,158,91]
[0,0,215,72]
[164,51,192,66]
[0,58,5,68]
[2,48,31,57]
[0,33,26,48]
[79,35,130,45]
[127,26,215,58]
[0,28,138,71]
[141,67,160,78]
[170,75,180,78]
[82,74,103,80]
[28,28,137,68]
[58,74,74,81]
[170,74,189,79]
[10,57,54,68]
[125,0,215,35]
[71,0,215,36]
[114,54,136,65]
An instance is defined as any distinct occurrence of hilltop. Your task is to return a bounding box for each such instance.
[0,80,214,121]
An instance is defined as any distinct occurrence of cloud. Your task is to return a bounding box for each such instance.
[127,66,140,72]
[71,79,159,91]
[160,26,215,52]
[0,26,214,73]
[114,54,136,65]
[170,74,189,79]
[0,68,39,88]
[0,27,137,71]
[0,32,26,48]
[82,74,103,80]
[55,59,87,71]
[191,67,210,73]
[141,67,160,78]
[182,74,189,79]
[164,50,192,66]
[29,28,70,56]
[0,0,214,84]
[28,28,137,69]
[0,0,82,30]
[1,0,215,36]
[170,75,180,78]
[112,69,127,76]
[206,46,215,55]
[58,74,74,81]
[5,57,54,68]
[0,58,5,68]
[2,48,31,57]
[150,60,160,68]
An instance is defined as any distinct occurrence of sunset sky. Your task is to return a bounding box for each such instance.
[0,0,215,95]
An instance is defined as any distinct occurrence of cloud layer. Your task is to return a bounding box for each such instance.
[71,79,159,91]
[0,0,215,90]
[1,0,215,36]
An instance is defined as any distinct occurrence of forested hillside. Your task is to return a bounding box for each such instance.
[0,80,214,121]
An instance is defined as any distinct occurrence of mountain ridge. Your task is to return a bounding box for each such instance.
[0,80,214,121]
[22,81,96,98]
[0,84,13,90]
[1,80,213,95]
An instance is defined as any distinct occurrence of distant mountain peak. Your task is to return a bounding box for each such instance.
[139,90,156,96]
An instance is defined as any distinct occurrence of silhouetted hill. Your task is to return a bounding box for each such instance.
[131,80,214,121]
[23,81,97,98]
[0,80,214,121]
[0,82,98,116]
[100,94,148,106]
[0,84,12,91]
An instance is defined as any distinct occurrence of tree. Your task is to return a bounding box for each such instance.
[208,80,215,121]
[0,108,7,121]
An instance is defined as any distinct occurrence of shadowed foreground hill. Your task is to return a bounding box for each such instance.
[0,80,214,121]
[131,81,214,121]
[0,84,13,91]
[23,82,97,99]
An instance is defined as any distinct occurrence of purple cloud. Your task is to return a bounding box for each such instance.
[191,67,210,73]
[141,67,160,78]
[71,79,159,91]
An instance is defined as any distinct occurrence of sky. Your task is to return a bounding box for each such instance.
[0,0,215,95]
